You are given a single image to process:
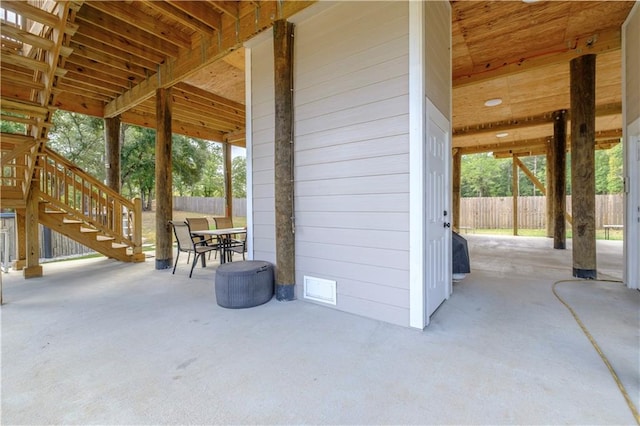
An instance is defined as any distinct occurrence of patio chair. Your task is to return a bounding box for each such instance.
[170,220,219,278]
[186,217,217,260]
[213,217,246,260]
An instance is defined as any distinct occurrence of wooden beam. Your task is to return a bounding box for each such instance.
[1,0,61,29]
[546,142,554,238]
[0,48,50,73]
[453,102,621,138]
[141,1,218,34]
[223,130,246,146]
[132,101,242,133]
[73,20,167,64]
[570,54,597,279]
[273,19,295,300]
[0,98,51,117]
[0,22,55,51]
[514,157,546,195]
[70,35,159,70]
[64,57,136,88]
[0,70,46,91]
[119,110,226,142]
[154,88,173,270]
[13,209,26,271]
[208,0,240,18]
[75,6,181,58]
[552,110,567,249]
[452,150,461,231]
[104,116,121,192]
[62,70,127,94]
[173,82,245,112]
[166,1,223,32]
[66,53,146,82]
[460,129,622,156]
[453,29,621,87]
[23,189,43,278]
[68,43,149,78]
[512,155,518,236]
[85,1,192,49]
[0,137,40,167]
[104,1,314,118]
[223,142,232,218]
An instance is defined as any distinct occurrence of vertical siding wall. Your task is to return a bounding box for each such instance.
[250,35,277,264]
[292,2,411,326]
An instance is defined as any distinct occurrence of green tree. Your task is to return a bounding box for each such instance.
[172,135,208,196]
[195,143,224,197]
[606,142,623,193]
[232,155,246,198]
[48,111,105,180]
[121,125,155,210]
[461,153,511,197]
[595,149,610,194]
[0,116,25,133]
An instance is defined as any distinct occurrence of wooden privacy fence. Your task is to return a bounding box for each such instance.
[173,197,247,217]
[460,194,624,229]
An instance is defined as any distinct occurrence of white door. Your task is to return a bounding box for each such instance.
[626,128,640,289]
[425,102,452,324]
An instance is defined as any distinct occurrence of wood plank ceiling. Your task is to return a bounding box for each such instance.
[451,1,634,158]
[0,1,635,153]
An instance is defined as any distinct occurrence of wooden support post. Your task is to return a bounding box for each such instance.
[23,188,42,278]
[132,197,145,261]
[514,157,546,194]
[546,141,554,238]
[155,88,173,270]
[13,209,26,270]
[223,142,233,219]
[273,19,295,301]
[105,115,121,192]
[552,110,567,250]
[452,149,461,231]
[570,55,597,278]
[512,155,518,236]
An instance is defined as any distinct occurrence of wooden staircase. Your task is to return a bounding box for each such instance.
[1,1,143,273]
[38,202,140,262]
[35,147,144,262]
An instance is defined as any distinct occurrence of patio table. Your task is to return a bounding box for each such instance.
[190,227,246,264]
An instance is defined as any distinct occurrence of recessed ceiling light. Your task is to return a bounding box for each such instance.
[496,132,509,138]
[484,98,503,107]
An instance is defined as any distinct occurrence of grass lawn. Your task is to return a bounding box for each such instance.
[465,227,623,241]
[141,210,247,246]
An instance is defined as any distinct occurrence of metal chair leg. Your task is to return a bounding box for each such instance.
[189,253,200,278]
[172,251,180,274]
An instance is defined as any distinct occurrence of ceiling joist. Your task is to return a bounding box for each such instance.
[453,27,621,87]
[453,102,622,138]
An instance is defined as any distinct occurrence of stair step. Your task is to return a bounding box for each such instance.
[62,218,82,224]
[112,243,128,249]
[80,227,98,233]
[96,235,115,242]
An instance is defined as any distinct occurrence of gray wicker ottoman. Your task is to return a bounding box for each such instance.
[215,261,274,308]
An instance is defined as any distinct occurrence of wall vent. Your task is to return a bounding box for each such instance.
[303,276,337,305]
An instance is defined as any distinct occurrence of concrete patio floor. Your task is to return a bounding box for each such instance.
[1,235,638,425]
